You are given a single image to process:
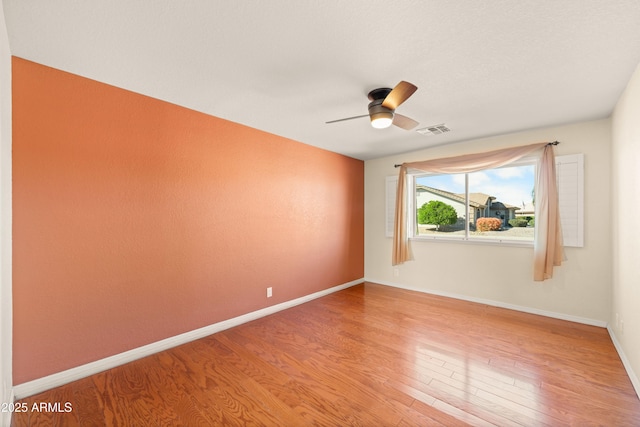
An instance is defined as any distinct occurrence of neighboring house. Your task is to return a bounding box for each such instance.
[516,202,535,218]
[416,185,520,227]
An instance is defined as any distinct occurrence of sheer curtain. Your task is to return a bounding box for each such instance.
[392,142,564,281]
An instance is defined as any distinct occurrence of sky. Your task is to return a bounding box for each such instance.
[415,164,535,208]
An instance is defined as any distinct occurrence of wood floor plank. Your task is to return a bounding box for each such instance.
[11,282,640,426]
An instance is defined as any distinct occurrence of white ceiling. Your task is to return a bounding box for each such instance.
[3,1,640,160]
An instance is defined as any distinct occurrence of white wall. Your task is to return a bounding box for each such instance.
[365,119,612,324]
[0,3,13,423]
[611,62,640,393]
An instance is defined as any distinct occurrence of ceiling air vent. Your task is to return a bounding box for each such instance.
[416,124,450,136]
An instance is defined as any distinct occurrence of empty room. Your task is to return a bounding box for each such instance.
[1,1,640,426]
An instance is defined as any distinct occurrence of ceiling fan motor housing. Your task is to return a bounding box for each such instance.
[367,87,392,101]
[368,98,394,128]
[368,99,394,117]
[368,87,395,127]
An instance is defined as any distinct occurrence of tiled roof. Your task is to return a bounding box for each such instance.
[417,186,520,210]
[466,192,493,207]
[416,185,484,208]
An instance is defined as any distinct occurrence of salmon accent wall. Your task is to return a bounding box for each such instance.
[12,57,364,384]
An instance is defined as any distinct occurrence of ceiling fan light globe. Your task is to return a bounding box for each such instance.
[370,112,393,129]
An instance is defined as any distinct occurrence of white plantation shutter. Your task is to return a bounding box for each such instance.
[385,175,397,237]
[556,154,584,247]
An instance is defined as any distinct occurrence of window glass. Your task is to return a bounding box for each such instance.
[415,173,466,238]
[414,163,535,242]
[467,165,535,241]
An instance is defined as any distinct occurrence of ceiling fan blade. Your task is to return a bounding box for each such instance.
[326,114,369,124]
[392,114,419,130]
[382,81,418,110]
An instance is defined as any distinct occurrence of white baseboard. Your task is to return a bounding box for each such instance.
[13,278,364,400]
[607,325,640,399]
[367,278,608,328]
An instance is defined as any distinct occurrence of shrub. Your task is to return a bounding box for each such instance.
[528,217,535,227]
[508,217,529,227]
[476,217,502,231]
[417,200,458,231]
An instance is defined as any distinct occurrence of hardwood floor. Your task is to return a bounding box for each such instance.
[12,282,640,426]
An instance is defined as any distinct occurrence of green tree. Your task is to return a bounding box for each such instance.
[417,200,458,231]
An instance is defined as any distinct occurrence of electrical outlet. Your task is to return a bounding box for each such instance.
[266,287,273,298]
[393,268,400,277]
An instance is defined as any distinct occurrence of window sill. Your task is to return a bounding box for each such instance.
[410,235,534,248]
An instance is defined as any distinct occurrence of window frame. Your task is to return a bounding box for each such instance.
[408,157,537,247]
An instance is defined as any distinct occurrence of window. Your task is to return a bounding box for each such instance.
[386,154,584,247]
[413,161,536,243]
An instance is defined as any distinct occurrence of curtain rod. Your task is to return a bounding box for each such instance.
[393,140,560,168]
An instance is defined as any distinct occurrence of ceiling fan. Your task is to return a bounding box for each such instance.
[326,81,419,130]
